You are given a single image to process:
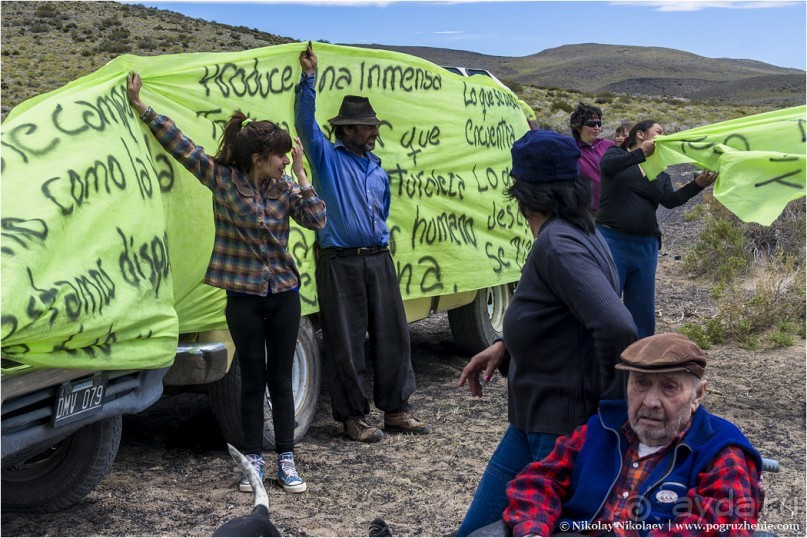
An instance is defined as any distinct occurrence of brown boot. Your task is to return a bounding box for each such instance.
[343,417,384,443]
[384,411,431,435]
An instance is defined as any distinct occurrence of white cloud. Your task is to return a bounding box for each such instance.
[610,1,801,12]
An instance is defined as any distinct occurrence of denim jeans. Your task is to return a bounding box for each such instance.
[597,225,659,339]
[457,424,559,536]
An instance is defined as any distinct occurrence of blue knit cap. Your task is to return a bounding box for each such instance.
[510,130,581,183]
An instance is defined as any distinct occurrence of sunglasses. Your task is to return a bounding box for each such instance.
[583,120,602,128]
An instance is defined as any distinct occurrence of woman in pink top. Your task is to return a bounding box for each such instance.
[569,102,614,215]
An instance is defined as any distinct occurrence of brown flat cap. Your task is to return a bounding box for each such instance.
[616,333,707,379]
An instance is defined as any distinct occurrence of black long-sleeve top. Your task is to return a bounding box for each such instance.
[596,146,704,239]
[502,218,638,435]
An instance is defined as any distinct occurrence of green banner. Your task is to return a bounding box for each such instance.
[643,105,806,226]
[1,42,532,371]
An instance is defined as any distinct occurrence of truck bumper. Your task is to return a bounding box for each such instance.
[1,367,168,462]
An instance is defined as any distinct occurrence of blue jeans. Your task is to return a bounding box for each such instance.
[597,225,659,339]
[457,424,559,536]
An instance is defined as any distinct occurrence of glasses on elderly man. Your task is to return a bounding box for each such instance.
[583,120,602,128]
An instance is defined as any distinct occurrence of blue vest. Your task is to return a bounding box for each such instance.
[558,400,762,536]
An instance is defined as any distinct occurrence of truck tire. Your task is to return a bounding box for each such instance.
[208,316,321,450]
[1,415,122,513]
[448,284,514,355]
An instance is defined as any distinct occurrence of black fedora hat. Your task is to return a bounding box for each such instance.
[328,95,382,126]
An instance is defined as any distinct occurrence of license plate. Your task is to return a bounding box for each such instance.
[53,374,107,428]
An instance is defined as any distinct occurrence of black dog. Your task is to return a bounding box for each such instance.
[213,444,281,537]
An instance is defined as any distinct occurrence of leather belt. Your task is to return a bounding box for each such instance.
[320,246,389,257]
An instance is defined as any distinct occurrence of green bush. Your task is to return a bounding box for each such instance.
[767,321,796,348]
[35,3,58,18]
[678,317,724,350]
[108,28,131,40]
[682,194,804,350]
[679,323,712,350]
[550,100,573,114]
[138,37,158,51]
[684,214,750,282]
[101,16,122,27]
[503,79,524,94]
[96,40,132,54]
[684,204,706,222]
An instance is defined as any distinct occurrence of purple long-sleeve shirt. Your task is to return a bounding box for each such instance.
[577,138,614,212]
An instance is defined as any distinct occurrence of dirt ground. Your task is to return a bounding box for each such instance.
[3,168,805,537]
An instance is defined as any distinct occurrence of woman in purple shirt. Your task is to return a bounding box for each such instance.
[570,102,614,214]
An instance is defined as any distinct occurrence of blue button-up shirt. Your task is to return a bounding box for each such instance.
[294,73,390,249]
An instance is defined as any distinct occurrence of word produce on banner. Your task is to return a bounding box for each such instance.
[1,42,533,371]
[643,106,806,226]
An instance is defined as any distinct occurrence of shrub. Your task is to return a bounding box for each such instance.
[503,79,524,94]
[101,16,123,27]
[767,321,796,348]
[137,37,158,51]
[678,323,712,350]
[709,254,804,348]
[684,212,750,283]
[742,199,806,264]
[678,317,724,350]
[108,28,131,40]
[550,100,573,114]
[682,193,804,349]
[35,3,58,18]
[96,40,132,54]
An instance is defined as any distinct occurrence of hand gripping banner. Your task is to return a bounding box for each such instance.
[1,42,532,370]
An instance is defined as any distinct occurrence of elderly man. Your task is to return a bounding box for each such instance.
[503,333,763,537]
[294,42,429,443]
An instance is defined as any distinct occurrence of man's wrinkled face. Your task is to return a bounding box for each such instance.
[627,371,704,446]
[343,124,379,155]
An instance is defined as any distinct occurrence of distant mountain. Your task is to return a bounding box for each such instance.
[1,1,804,115]
[351,43,805,107]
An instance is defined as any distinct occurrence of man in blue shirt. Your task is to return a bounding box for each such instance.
[295,42,430,443]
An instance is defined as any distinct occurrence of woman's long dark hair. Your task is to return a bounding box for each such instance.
[624,119,659,151]
[507,175,594,233]
[213,110,292,170]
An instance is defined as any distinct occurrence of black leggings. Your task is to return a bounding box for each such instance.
[225,291,301,455]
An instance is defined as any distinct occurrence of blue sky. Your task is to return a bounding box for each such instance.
[132,1,806,70]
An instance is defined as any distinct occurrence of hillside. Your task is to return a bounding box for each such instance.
[1,1,804,117]
[355,43,804,107]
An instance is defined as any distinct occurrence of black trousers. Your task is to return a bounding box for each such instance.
[225,291,301,455]
[315,249,416,422]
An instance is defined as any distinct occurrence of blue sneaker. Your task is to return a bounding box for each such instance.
[238,453,265,493]
[277,452,307,493]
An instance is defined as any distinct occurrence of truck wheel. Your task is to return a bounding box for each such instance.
[208,316,321,450]
[1,415,122,513]
[448,284,514,355]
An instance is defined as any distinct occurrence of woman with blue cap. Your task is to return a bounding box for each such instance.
[456,130,638,536]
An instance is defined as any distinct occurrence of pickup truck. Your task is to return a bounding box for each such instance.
[1,44,532,512]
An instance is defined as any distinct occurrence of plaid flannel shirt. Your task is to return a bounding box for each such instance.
[143,110,326,295]
[504,421,762,537]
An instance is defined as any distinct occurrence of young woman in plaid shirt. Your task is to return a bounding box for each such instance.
[127,73,326,494]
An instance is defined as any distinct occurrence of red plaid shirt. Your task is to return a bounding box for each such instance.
[144,110,326,295]
[504,422,763,537]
